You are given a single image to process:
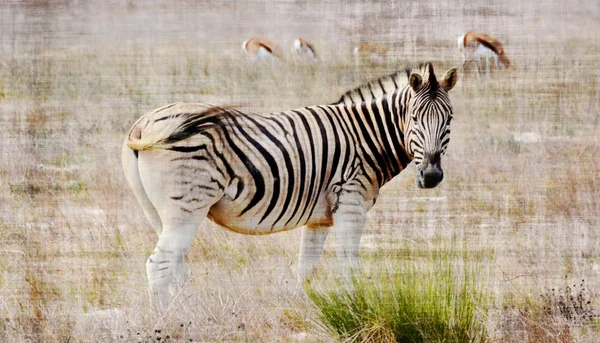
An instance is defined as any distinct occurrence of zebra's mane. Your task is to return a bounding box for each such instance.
[334,63,433,105]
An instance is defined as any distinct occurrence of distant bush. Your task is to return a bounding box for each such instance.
[307,257,489,343]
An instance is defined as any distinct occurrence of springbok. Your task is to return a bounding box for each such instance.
[457,31,512,73]
[242,37,284,61]
[353,43,390,62]
[292,37,318,60]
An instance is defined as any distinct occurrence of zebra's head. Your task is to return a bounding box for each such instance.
[405,63,458,189]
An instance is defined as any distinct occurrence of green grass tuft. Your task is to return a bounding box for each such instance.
[307,255,490,342]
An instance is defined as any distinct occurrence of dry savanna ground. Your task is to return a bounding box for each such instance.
[0,1,599,342]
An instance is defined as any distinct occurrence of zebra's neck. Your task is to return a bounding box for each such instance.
[335,86,413,186]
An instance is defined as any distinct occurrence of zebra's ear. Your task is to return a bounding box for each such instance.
[409,73,423,92]
[441,67,458,91]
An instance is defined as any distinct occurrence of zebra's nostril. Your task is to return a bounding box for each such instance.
[419,167,444,189]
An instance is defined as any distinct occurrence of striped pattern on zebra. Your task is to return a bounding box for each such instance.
[122,62,458,312]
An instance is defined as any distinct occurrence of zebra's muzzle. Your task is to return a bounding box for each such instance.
[418,167,444,189]
[417,152,444,189]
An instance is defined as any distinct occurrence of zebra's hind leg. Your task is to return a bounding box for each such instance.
[121,144,163,235]
[146,208,209,313]
[137,149,226,312]
[332,193,367,279]
[297,224,330,283]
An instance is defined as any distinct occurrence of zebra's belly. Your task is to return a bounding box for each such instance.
[207,196,331,235]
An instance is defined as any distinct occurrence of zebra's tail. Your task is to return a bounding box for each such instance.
[125,118,183,152]
[126,136,171,152]
[125,103,229,152]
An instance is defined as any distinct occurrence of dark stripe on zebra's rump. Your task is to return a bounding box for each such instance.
[168,145,207,153]
[171,155,205,162]
[153,107,227,146]
[154,111,185,123]
[191,184,218,192]
[209,177,224,190]
[165,117,222,144]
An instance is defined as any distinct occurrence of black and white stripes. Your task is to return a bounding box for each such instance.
[126,63,457,232]
[122,62,458,312]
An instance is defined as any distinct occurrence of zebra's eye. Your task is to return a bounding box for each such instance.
[412,116,419,127]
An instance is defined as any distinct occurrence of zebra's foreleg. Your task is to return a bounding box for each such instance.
[146,209,208,313]
[297,224,330,282]
[332,193,367,278]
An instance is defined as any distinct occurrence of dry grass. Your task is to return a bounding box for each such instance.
[1,0,599,341]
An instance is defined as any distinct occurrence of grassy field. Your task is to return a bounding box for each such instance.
[1,0,599,341]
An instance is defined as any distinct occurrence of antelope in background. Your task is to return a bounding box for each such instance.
[458,31,512,73]
[292,37,318,60]
[242,37,284,62]
[353,42,390,62]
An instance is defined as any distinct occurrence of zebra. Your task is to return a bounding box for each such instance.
[121,62,458,312]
